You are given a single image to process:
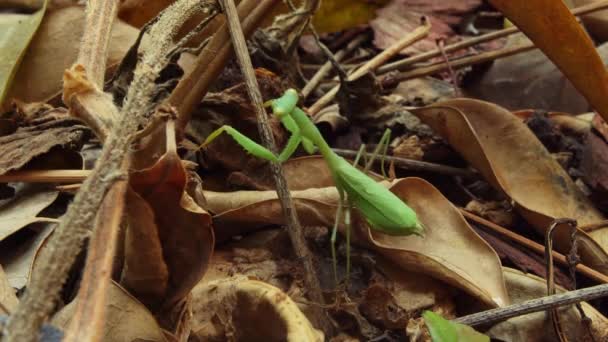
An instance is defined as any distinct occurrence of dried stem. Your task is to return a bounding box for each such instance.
[308,19,431,116]
[1,1,215,341]
[454,283,608,327]
[63,0,120,141]
[77,0,118,87]
[219,0,333,336]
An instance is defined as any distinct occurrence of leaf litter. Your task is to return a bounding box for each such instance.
[2,0,608,341]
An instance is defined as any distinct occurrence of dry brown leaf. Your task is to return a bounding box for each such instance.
[4,5,137,105]
[0,265,18,315]
[486,268,608,341]
[489,0,608,122]
[0,115,89,175]
[53,281,168,342]
[412,99,608,273]
[122,121,214,323]
[190,276,323,342]
[0,184,58,242]
[0,222,54,290]
[205,177,509,308]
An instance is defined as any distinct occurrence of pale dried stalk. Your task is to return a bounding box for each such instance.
[219,0,333,336]
[308,19,431,116]
[455,283,608,326]
[1,1,215,341]
[63,0,120,141]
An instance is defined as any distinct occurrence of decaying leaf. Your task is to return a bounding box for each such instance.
[0,184,58,242]
[0,114,89,175]
[122,121,214,328]
[53,281,168,342]
[0,0,47,107]
[413,99,608,273]
[205,175,509,308]
[486,268,608,341]
[190,276,323,341]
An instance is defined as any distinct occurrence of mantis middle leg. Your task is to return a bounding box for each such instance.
[330,187,346,286]
[363,128,392,177]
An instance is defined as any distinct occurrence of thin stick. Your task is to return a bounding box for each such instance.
[301,34,367,99]
[377,0,608,74]
[332,148,476,178]
[0,170,91,183]
[308,19,431,116]
[385,42,535,85]
[219,0,333,336]
[459,209,608,284]
[454,283,608,327]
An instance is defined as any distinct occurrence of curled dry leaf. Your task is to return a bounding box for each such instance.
[53,281,168,342]
[412,99,608,273]
[205,177,509,308]
[4,5,137,105]
[190,276,323,342]
[0,222,55,290]
[122,121,214,320]
[486,268,608,342]
[0,184,58,242]
[0,114,89,175]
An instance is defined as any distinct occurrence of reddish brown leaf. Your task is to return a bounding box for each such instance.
[489,0,608,122]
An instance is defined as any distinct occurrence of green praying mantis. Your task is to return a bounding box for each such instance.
[201,89,425,284]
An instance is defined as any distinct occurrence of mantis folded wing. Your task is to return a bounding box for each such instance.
[200,89,425,285]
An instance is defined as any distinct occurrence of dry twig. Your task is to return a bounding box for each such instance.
[218,0,333,336]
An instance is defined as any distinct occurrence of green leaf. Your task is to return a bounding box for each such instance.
[0,0,48,105]
[423,311,490,342]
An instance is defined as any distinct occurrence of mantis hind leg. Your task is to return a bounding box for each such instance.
[344,198,353,286]
[331,188,345,287]
[199,125,279,163]
[363,128,391,178]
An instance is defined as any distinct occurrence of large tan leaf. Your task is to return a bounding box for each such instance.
[53,281,168,342]
[0,265,18,315]
[0,184,58,242]
[486,268,608,341]
[205,177,509,308]
[413,99,608,273]
[0,0,47,105]
[489,0,608,122]
[3,5,137,107]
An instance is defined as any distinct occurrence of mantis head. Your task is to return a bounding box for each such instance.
[266,88,299,119]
